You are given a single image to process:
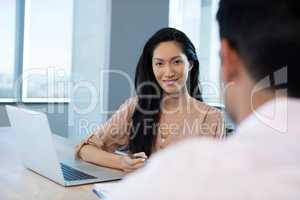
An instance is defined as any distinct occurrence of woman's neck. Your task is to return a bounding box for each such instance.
[161,88,191,113]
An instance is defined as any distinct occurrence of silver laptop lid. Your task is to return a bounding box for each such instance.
[6,105,65,185]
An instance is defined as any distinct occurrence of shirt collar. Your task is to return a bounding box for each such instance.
[234,97,298,136]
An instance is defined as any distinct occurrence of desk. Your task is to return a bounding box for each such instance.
[0,128,115,200]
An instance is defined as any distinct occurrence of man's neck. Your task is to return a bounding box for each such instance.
[236,90,275,125]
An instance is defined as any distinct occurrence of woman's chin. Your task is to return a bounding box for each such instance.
[162,89,182,96]
[160,83,185,96]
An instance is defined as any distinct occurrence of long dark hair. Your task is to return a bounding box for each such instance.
[129,27,202,157]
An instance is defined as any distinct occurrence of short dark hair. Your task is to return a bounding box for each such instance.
[216,0,300,98]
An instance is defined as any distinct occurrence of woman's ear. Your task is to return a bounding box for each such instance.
[188,61,194,71]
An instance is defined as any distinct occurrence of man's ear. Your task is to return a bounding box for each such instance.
[220,39,241,83]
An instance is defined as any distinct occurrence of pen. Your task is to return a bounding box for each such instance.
[92,188,106,199]
[115,151,147,160]
[129,154,147,159]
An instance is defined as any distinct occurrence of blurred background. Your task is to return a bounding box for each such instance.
[0,0,235,141]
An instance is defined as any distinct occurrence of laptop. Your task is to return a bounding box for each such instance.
[6,105,125,186]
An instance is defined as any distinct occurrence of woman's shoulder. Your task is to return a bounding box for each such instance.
[123,96,138,106]
[117,95,137,106]
[189,98,225,137]
[190,98,221,114]
[105,96,138,126]
[117,96,138,115]
[189,98,223,123]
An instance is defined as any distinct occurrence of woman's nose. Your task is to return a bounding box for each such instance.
[164,64,175,78]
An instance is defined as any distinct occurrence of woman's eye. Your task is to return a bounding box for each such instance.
[156,62,163,67]
[174,60,182,64]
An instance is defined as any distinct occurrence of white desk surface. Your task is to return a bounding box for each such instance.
[0,128,118,200]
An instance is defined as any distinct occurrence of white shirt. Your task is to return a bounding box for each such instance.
[109,98,300,200]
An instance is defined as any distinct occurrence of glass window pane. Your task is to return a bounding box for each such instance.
[169,0,222,104]
[169,0,202,55]
[22,0,73,101]
[0,0,16,99]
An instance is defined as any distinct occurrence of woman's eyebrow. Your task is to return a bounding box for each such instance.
[153,56,181,61]
[170,56,181,60]
[153,58,164,61]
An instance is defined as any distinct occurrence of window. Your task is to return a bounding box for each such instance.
[0,0,17,101]
[169,0,223,105]
[0,0,73,103]
[22,0,73,102]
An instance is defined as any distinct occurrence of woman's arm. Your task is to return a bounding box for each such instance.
[79,144,124,169]
[74,96,146,172]
[78,144,146,172]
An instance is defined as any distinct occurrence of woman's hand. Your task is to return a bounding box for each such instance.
[120,152,148,173]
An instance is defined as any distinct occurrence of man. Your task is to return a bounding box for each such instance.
[109,0,300,199]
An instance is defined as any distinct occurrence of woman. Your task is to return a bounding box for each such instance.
[75,27,224,172]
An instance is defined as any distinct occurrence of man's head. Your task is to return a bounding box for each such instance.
[216,0,300,122]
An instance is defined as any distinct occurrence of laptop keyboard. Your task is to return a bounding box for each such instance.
[60,163,97,181]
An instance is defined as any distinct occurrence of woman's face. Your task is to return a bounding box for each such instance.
[152,41,192,95]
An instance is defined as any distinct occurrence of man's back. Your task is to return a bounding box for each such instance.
[109,0,300,198]
[110,98,300,200]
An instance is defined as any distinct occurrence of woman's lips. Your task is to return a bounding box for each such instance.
[163,79,178,86]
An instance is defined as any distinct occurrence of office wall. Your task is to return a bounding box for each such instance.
[68,0,111,141]
[108,0,170,113]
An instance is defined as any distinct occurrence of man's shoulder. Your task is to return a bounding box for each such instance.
[151,138,233,169]
[152,135,264,172]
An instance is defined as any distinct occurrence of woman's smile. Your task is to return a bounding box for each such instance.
[162,78,179,86]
